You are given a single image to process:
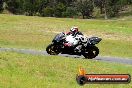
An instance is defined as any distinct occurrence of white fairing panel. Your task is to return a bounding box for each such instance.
[65,35,79,45]
[65,34,88,46]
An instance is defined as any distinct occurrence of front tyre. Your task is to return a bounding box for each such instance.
[83,46,99,59]
[46,44,60,55]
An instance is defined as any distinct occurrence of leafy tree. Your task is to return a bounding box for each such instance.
[23,0,36,16]
[37,0,49,14]
[5,0,24,14]
[55,0,76,6]
[54,2,66,17]
[42,6,54,17]
[0,0,3,12]
[94,0,130,19]
[94,0,105,14]
[76,0,94,19]
[1,0,131,18]
[62,7,77,17]
[23,0,47,16]
[106,0,129,18]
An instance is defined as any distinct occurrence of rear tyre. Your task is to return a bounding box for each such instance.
[83,46,99,59]
[46,44,60,55]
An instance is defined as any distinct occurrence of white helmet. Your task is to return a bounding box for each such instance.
[70,27,78,33]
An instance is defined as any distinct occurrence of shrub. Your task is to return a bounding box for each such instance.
[42,7,54,17]
[62,7,77,17]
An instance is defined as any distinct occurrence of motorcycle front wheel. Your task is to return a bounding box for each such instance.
[83,46,99,59]
[46,44,61,55]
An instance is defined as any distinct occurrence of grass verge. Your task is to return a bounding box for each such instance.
[0,52,132,88]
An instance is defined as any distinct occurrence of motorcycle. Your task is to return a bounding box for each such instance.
[46,32,102,59]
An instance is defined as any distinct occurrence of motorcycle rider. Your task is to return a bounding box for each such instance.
[64,27,85,53]
[65,27,83,36]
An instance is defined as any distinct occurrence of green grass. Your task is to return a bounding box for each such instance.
[98,40,132,58]
[0,14,132,58]
[0,14,132,87]
[0,52,132,88]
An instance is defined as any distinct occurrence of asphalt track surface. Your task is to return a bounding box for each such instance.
[0,47,132,65]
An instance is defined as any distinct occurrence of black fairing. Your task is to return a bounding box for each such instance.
[88,37,102,45]
[52,33,65,44]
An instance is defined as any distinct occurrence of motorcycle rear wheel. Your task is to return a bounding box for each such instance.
[83,46,99,59]
[46,44,60,55]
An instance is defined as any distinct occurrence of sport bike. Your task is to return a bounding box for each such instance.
[46,32,102,59]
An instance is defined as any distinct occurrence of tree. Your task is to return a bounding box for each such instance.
[23,0,47,16]
[42,6,54,17]
[23,0,35,16]
[62,7,77,17]
[127,0,132,4]
[54,2,66,17]
[36,0,51,16]
[105,0,129,18]
[76,0,94,19]
[1,0,131,18]
[94,0,130,19]
[94,0,105,14]
[5,0,24,14]
[0,0,3,12]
